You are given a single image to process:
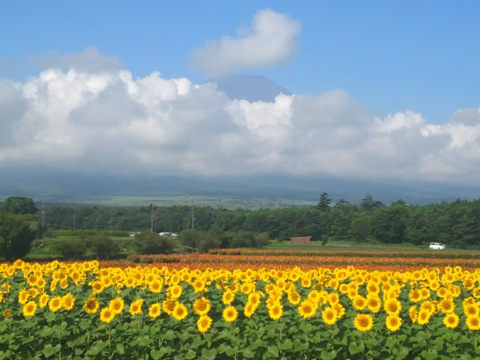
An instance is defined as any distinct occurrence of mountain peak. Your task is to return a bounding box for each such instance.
[212,74,291,103]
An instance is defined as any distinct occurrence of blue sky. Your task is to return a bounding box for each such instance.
[1,1,480,187]
[2,1,478,122]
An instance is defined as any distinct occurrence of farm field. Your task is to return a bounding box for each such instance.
[2,250,480,359]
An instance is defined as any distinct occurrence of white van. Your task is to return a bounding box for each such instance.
[429,242,445,250]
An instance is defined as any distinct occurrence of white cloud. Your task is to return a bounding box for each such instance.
[1,64,480,186]
[29,47,123,73]
[191,9,301,77]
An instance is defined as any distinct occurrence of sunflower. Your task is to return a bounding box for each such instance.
[148,303,162,319]
[109,297,125,315]
[420,288,431,300]
[29,287,40,299]
[197,315,213,333]
[384,298,401,315]
[265,283,276,293]
[2,308,12,319]
[417,309,431,325]
[443,313,459,329]
[463,278,475,290]
[163,299,177,315]
[366,295,382,313]
[248,292,262,306]
[298,300,317,319]
[193,297,211,316]
[352,295,367,311]
[385,315,402,332]
[438,298,455,314]
[27,274,38,287]
[148,279,163,293]
[307,290,321,304]
[125,277,136,288]
[84,298,100,314]
[382,282,392,293]
[300,277,311,288]
[420,301,436,316]
[59,279,69,289]
[464,303,479,317]
[268,302,283,321]
[333,303,346,320]
[223,306,238,322]
[101,276,112,288]
[436,287,448,298]
[353,314,374,332]
[266,295,280,309]
[328,279,339,290]
[244,302,257,318]
[328,292,339,305]
[129,299,144,316]
[222,290,235,305]
[22,301,37,317]
[62,293,75,311]
[287,290,301,306]
[172,303,188,321]
[408,289,422,303]
[167,284,183,300]
[39,293,49,308]
[409,305,418,323]
[18,289,29,305]
[321,307,337,325]
[90,281,105,295]
[366,282,379,295]
[241,282,255,295]
[473,288,480,299]
[100,307,115,324]
[192,279,206,293]
[466,315,480,331]
[339,284,349,294]
[428,280,440,291]
[49,296,63,312]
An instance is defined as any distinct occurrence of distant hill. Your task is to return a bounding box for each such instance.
[1,167,479,206]
[212,74,291,102]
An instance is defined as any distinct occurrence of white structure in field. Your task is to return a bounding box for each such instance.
[159,232,178,237]
[429,242,445,250]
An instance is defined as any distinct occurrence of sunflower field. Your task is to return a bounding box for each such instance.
[2,257,480,359]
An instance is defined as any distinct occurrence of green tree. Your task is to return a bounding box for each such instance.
[230,231,255,248]
[86,235,121,260]
[51,238,88,260]
[360,194,384,212]
[177,229,220,253]
[0,212,37,260]
[2,197,38,215]
[350,216,371,242]
[254,232,271,247]
[134,231,176,254]
[370,204,409,243]
[317,192,331,211]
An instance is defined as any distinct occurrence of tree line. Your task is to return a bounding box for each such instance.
[2,193,480,252]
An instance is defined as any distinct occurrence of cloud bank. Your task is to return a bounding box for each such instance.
[1,61,480,186]
[191,9,301,77]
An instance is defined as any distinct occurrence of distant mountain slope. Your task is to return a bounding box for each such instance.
[1,167,479,206]
[213,74,291,102]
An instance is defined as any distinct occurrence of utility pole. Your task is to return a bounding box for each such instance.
[150,204,157,232]
[189,198,195,230]
[41,202,46,228]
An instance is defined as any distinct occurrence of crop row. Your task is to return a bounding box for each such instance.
[127,253,480,272]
